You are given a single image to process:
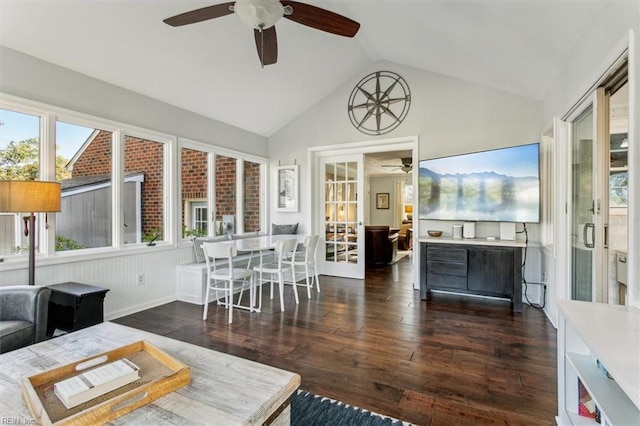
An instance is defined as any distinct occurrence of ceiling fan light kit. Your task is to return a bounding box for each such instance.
[163,0,360,67]
[233,0,286,30]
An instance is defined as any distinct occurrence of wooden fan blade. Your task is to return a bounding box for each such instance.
[280,1,360,37]
[163,2,235,27]
[254,26,278,66]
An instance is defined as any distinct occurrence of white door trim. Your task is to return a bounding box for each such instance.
[307,135,419,284]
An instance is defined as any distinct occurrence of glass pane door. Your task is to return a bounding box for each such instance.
[571,105,595,301]
[321,155,364,279]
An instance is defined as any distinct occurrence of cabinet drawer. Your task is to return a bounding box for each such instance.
[426,246,467,263]
[426,273,467,290]
[426,260,467,277]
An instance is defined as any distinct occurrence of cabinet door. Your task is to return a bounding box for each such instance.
[467,248,514,296]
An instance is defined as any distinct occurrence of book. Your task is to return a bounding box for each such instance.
[578,379,597,419]
[54,358,139,409]
[596,359,614,380]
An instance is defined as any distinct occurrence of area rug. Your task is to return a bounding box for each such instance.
[291,390,411,426]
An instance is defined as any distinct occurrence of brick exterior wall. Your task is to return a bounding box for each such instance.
[244,161,261,232]
[74,132,262,238]
[124,136,164,236]
[72,130,112,176]
[215,155,236,227]
[181,148,208,230]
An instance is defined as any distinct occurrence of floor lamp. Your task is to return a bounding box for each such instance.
[0,180,62,285]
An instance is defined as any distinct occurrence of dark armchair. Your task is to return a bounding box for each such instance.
[365,226,399,265]
[0,286,51,354]
[398,223,413,251]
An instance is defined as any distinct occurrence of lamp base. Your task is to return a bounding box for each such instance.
[27,213,36,285]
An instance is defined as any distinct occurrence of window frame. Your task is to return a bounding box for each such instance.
[178,137,267,245]
[0,94,177,268]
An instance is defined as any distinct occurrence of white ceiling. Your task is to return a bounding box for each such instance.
[0,0,606,137]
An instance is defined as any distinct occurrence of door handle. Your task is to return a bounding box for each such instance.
[583,223,595,249]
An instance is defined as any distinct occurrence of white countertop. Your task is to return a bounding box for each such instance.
[558,300,640,410]
[418,236,526,248]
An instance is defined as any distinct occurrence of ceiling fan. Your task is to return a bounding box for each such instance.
[163,0,360,67]
[382,157,413,173]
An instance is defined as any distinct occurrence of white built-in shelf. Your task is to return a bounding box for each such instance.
[567,353,639,425]
[557,300,640,425]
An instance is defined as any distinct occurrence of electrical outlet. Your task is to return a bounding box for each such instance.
[136,273,145,286]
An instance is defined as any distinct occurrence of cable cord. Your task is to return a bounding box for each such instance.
[518,223,546,310]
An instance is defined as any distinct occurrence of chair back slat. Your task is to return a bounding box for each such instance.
[203,242,237,273]
[275,238,297,266]
[304,235,320,261]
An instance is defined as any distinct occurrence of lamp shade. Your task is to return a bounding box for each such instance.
[404,204,413,214]
[0,180,62,213]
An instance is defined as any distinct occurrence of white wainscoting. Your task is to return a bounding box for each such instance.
[0,246,196,320]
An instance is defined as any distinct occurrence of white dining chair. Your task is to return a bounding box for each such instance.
[292,234,321,297]
[202,242,254,324]
[253,238,298,312]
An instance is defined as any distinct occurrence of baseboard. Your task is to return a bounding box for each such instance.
[105,295,176,321]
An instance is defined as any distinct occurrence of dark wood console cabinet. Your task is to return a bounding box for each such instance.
[420,239,523,312]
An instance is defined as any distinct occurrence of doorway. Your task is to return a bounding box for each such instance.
[311,137,418,282]
[566,60,629,304]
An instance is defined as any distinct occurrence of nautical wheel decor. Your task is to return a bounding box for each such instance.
[347,71,411,136]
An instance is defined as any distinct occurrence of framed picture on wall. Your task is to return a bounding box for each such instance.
[376,193,389,209]
[276,165,299,212]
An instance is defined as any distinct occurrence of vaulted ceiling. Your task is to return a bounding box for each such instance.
[0,0,606,137]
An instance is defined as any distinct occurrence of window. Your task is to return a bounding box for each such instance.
[192,202,208,234]
[1,96,175,265]
[0,107,42,257]
[215,155,237,235]
[243,160,261,232]
[55,121,113,250]
[1,95,265,267]
[181,147,209,238]
[180,141,266,239]
[124,134,167,245]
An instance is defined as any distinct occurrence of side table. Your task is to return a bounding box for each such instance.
[47,282,109,335]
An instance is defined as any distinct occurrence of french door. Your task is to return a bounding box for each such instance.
[319,154,364,279]
[570,102,596,301]
[568,88,609,302]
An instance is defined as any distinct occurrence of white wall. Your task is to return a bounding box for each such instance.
[0,47,267,319]
[0,46,267,157]
[369,176,396,226]
[269,60,544,284]
[541,2,640,322]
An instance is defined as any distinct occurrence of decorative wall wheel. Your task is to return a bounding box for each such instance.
[347,71,411,136]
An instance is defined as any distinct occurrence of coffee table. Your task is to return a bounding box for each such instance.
[0,322,300,425]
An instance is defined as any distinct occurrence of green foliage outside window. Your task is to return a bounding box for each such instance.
[182,225,207,238]
[0,137,72,180]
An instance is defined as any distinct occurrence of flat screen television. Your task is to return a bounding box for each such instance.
[418,143,540,223]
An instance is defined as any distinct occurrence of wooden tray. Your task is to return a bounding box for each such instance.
[21,340,191,425]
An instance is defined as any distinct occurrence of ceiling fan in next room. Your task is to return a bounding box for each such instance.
[163,0,360,67]
[382,157,413,173]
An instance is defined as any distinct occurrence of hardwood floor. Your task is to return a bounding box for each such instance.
[114,254,557,425]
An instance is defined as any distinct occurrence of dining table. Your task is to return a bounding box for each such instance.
[225,234,306,313]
